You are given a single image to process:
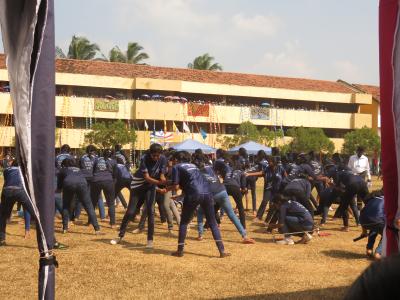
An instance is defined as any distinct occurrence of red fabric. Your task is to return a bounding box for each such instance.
[379,0,399,255]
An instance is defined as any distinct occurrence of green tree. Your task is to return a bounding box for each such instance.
[188,53,223,71]
[237,121,260,142]
[342,126,381,156]
[109,42,149,64]
[84,120,136,149]
[287,127,334,153]
[67,35,100,60]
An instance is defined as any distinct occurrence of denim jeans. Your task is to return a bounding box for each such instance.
[90,180,115,225]
[280,215,313,238]
[197,190,246,237]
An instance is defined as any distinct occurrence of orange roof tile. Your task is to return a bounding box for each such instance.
[0,53,362,94]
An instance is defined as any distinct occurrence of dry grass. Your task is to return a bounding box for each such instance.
[0,177,383,299]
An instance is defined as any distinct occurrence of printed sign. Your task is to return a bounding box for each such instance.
[251,107,270,120]
[188,103,209,117]
[94,99,119,112]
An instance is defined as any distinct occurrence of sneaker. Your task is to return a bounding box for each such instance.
[298,233,313,244]
[197,235,203,241]
[53,241,68,250]
[275,237,295,245]
[132,228,143,234]
[95,231,104,236]
[62,229,68,234]
[0,240,5,247]
[219,252,232,258]
[171,250,184,257]
[242,237,256,244]
[110,237,123,245]
[146,240,154,249]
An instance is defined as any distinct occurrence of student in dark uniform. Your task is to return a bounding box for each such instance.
[0,160,38,246]
[77,145,106,220]
[91,149,117,227]
[169,151,230,258]
[194,153,255,244]
[114,144,131,207]
[57,158,100,234]
[283,178,314,220]
[114,157,132,209]
[111,143,167,248]
[325,164,369,231]
[273,194,314,245]
[214,149,247,229]
[359,190,385,260]
[55,144,74,215]
[248,156,286,221]
[317,186,340,226]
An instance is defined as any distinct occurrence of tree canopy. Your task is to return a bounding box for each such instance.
[342,126,381,156]
[109,42,149,64]
[84,120,136,149]
[188,53,223,71]
[286,127,334,154]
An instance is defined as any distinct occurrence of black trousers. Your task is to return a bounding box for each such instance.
[246,176,257,212]
[90,180,116,225]
[62,182,99,231]
[337,181,368,227]
[114,178,131,209]
[225,184,246,229]
[0,188,37,242]
[119,185,156,240]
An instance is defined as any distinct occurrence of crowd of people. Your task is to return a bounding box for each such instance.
[0,143,383,259]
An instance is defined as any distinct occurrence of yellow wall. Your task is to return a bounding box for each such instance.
[359,99,379,132]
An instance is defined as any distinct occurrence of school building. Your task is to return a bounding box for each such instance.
[0,54,380,155]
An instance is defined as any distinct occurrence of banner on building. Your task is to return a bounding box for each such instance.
[94,99,119,112]
[250,107,270,120]
[150,130,174,145]
[188,103,209,117]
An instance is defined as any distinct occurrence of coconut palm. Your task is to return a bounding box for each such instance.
[187,53,223,71]
[67,35,100,60]
[108,42,149,64]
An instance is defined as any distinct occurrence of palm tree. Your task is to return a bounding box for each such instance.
[55,46,66,58]
[187,53,223,71]
[108,42,149,64]
[67,35,100,60]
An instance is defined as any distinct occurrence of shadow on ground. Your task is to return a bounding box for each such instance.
[220,286,348,300]
[321,249,366,260]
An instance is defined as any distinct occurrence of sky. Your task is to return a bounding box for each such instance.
[0,0,379,85]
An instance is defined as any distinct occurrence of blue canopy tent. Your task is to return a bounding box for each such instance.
[171,139,216,154]
[228,141,272,155]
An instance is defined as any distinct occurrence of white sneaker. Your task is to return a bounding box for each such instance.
[146,240,154,249]
[132,228,143,234]
[298,232,313,244]
[275,237,294,245]
[110,237,122,245]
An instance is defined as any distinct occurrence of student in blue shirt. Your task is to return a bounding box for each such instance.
[0,160,37,245]
[111,143,167,248]
[114,156,132,209]
[194,153,255,244]
[54,144,73,215]
[91,149,117,227]
[169,151,230,258]
[57,158,101,234]
[272,194,314,245]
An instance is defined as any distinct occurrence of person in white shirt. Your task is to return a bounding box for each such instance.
[348,146,372,184]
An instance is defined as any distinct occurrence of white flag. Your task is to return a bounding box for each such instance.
[144,120,149,130]
[183,122,191,133]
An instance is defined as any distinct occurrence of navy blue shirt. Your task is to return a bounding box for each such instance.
[171,163,210,195]
[116,164,132,181]
[3,166,23,188]
[263,164,286,192]
[299,163,317,180]
[284,178,311,195]
[131,154,167,190]
[360,196,385,226]
[214,160,242,188]
[57,167,86,189]
[92,157,117,182]
[79,153,95,180]
[55,152,73,174]
[114,150,129,165]
[279,200,313,225]
[201,165,226,195]
[326,167,364,188]
[310,160,322,176]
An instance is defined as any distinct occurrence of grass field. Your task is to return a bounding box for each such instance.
[0,177,383,299]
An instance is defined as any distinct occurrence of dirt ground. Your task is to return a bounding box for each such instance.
[0,177,383,299]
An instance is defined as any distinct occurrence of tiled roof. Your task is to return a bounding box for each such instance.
[354,84,380,101]
[0,53,361,94]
